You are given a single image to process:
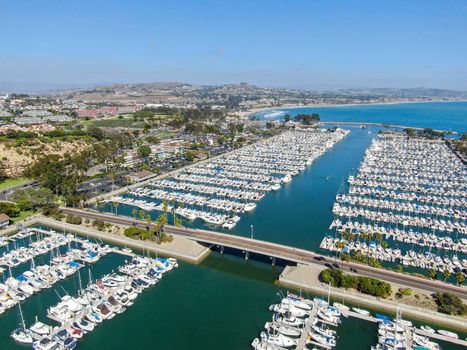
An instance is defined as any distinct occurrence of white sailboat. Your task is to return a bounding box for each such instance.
[11,303,33,344]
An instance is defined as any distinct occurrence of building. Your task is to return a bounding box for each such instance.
[0,213,10,228]
[126,170,154,183]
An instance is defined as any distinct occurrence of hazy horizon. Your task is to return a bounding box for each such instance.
[2,80,467,95]
[1,1,466,91]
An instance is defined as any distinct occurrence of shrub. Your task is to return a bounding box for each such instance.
[399,288,413,296]
[434,292,467,316]
[357,276,392,298]
[92,220,105,231]
[123,226,152,240]
[65,214,82,225]
[320,268,392,298]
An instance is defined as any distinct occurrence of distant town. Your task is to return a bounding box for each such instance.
[0,82,466,196]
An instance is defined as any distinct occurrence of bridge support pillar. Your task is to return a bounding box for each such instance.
[220,246,224,255]
[271,257,276,266]
[245,251,249,260]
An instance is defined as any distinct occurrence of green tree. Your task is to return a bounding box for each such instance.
[131,208,137,218]
[0,201,20,217]
[11,187,56,211]
[87,125,104,140]
[26,154,67,195]
[0,161,7,183]
[137,145,151,158]
[185,150,196,162]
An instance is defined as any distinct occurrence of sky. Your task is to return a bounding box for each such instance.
[1,0,467,90]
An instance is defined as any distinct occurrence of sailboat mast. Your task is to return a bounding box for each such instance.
[19,302,26,330]
[78,270,83,294]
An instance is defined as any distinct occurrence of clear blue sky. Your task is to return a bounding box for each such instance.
[1,0,466,90]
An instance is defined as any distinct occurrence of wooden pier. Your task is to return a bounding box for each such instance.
[295,304,318,350]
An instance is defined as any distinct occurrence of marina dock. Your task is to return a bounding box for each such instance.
[295,306,323,350]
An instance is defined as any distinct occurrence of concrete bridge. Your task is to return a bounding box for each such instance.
[61,207,467,299]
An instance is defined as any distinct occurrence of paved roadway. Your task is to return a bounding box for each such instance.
[61,207,467,299]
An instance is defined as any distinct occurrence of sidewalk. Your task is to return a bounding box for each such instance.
[278,264,467,331]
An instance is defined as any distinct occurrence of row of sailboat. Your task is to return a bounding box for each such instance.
[10,254,178,350]
[106,128,350,229]
[251,292,342,350]
[321,133,466,275]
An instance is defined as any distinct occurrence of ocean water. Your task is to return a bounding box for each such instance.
[253,101,467,132]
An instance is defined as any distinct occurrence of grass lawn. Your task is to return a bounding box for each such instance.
[92,117,147,128]
[11,210,36,223]
[0,178,32,191]
[157,131,175,138]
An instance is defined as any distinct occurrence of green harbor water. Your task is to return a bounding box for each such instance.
[2,103,467,349]
[1,250,465,350]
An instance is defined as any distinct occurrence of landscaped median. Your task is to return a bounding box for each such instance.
[321,268,392,298]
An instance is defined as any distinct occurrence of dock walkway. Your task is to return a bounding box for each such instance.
[295,305,322,350]
[341,309,467,347]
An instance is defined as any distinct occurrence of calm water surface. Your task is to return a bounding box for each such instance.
[3,103,466,349]
[253,101,467,132]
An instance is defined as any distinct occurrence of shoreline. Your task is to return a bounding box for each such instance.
[279,264,467,333]
[3,217,466,334]
[240,99,467,118]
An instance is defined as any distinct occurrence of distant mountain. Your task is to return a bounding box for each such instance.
[336,87,467,99]
[0,81,98,95]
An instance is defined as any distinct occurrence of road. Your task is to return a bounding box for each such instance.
[61,207,467,298]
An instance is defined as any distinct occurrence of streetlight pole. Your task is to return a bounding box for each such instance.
[250,224,254,240]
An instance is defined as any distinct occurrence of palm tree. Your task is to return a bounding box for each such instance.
[95,197,102,211]
[335,240,346,262]
[443,269,451,282]
[170,199,177,225]
[177,201,184,227]
[162,199,169,224]
[139,209,145,221]
[360,232,368,243]
[427,268,437,280]
[112,201,119,215]
[131,208,137,219]
[376,232,382,244]
[145,214,152,232]
[162,199,168,215]
[456,272,465,286]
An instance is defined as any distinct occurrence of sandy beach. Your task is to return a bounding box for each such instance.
[238,99,467,119]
